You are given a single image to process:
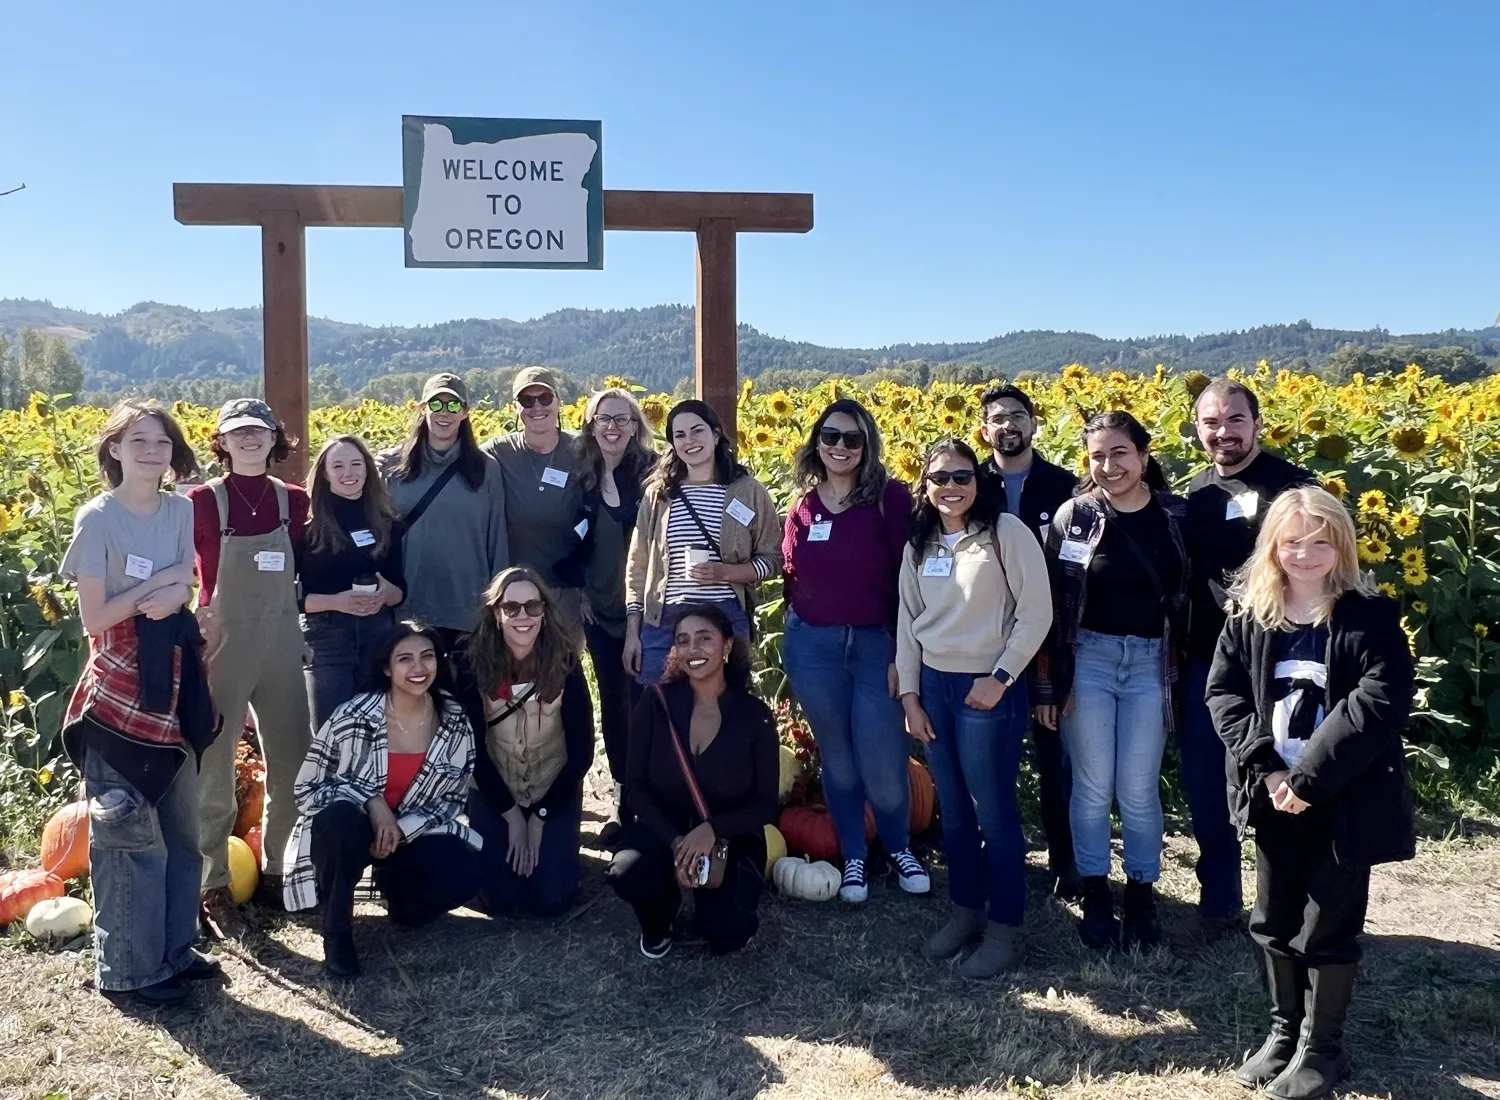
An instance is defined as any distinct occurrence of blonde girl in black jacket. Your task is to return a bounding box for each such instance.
[1207,486,1414,1100]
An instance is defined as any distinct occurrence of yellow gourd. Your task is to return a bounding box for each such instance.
[226,836,259,904]
[762,824,787,878]
[771,856,840,902]
[777,745,802,802]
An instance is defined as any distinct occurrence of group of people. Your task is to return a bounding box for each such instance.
[60,366,1413,1100]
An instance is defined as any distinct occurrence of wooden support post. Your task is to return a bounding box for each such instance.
[695,217,738,444]
[260,210,310,483]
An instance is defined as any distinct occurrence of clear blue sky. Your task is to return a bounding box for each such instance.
[4,0,1496,348]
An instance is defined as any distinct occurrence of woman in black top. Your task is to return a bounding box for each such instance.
[609,603,778,959]
[1034,411,1188,952]
[298,435,406,730]
[554,387,656,845]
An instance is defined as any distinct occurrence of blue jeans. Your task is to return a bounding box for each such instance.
[466,788,583,918]
[636,598,750,686]
[85,750,203,992]
[920,666,1028,926]
[1061,630,1168,883]
[783,611,909,862]
[303,608,398,731]
[1180,658,1244,916]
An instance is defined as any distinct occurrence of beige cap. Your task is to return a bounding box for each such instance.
[421,372,469,405]
[512,366,561,400]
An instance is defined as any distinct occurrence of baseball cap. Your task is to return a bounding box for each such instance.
[421,372,469,406]
[512,366,561,400]
[216,398,278,434]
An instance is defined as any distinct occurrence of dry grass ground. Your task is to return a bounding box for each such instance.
[2,765,1498,1100]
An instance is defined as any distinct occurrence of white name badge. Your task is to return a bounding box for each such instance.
[725,498,756,527]
[255,551,286,572]
[1058,538,1091,564]
[125,554,154,580]
[1226,491,1259,521]
[541,466,569,488]
[574,518,589,539]
[350,529,375,548]
[807,520,833,542]
[922,556,954,577]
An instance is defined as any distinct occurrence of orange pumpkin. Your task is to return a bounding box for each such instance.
[40,801,91,881]
[0,869,64,926]
[243,825,264,866]
[908,757,936,834]
[777,806,841,863]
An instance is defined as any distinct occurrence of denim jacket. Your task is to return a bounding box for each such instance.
[1034,488,1190,732]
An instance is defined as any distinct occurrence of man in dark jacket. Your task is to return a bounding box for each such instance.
[978,384,1081,899]
[1183,378,1316,937]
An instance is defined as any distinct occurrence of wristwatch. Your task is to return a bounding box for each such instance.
[991,668,1014,686]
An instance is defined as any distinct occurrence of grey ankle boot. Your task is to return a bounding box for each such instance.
[922,905,986,960]
[958,923,1022,979]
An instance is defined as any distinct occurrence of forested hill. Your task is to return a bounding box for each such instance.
[3,298,1497,400]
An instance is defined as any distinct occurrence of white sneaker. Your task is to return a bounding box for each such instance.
[892,849,931,894]
[839,858,869,903]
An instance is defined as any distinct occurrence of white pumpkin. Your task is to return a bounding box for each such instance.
[771,856,840,902]
[24,895,92,942]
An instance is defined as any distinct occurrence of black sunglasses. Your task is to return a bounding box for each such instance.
[517,391,555,408]
[499,599,546,618]
[427,397,465,414]
[927,469,976,487]
[818,428,866,450]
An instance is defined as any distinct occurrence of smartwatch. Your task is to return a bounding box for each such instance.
[991,668,1014,686]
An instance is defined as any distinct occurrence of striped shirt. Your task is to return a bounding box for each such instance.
[652,483,773,607]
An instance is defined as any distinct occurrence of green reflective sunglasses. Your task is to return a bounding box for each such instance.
[427,397,465,414]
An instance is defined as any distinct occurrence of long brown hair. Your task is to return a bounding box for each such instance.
[642,399,749,501]
[390,411,488,490]
[305,434,400,556]
[95,400,199,489]
[791,398,888,509]
[467,566,576,703]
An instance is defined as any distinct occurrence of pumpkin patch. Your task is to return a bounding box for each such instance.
[0,869,65,926]
[40,800,90,881]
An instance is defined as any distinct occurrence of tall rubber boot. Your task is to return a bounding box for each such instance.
[1268,963,1356,1099]
[1237,952,1307,1087]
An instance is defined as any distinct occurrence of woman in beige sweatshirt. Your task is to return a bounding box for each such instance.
[896,437,1052,979]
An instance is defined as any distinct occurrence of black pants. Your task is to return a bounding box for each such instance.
[467,788,583,918]
[1029,717,1076,876]
[585,621,643,788]
[309,801,480,932]
[608,823,766,955]
[1249,806,1370,966]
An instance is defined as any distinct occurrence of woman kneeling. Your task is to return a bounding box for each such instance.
[464,567,594,918]
[283,622,481,979]
[609,604,778,958]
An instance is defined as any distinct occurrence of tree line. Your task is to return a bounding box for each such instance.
[0,329,85,409]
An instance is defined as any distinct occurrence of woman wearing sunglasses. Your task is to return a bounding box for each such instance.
[624,400,782,686]
[896,438,1052,978]
[782,400,930,904]
[381,373,509,648]
[483,367,587,647]
[462,566,594,917]
[554,387,657,845]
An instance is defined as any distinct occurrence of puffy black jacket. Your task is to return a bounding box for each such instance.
[1207,591,1415,867]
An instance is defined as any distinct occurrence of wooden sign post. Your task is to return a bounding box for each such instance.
[173,183,814,480]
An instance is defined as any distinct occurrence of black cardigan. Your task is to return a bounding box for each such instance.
[470,664,595,819]
[1206,591,1415,866]
[628,677,778,847]
[979,451,1078,542]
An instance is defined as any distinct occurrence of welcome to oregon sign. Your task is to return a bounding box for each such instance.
[402,115,603,269]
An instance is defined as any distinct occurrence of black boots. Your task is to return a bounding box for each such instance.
[1267,963,1356,1099]
[322,928,360,980]
[1078,876,1120,950]
[1121,878,1160,949]
[1237,952,1306,1087]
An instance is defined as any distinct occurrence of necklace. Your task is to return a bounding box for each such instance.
[229,476,272,517]
[386,692,433,745]
[525,436,559,493]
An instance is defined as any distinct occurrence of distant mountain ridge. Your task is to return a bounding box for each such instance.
[3,297,1497,396]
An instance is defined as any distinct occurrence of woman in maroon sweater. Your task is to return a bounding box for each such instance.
[609,603,778,959]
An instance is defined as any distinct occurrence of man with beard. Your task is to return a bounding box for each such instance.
[977,384,1081,900]
[1183,378,1315,938]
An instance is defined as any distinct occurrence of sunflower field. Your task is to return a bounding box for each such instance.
[2,361,1498,848]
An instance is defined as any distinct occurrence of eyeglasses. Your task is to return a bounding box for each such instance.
[985,410,1031,427]
[499,599,546,619]
[517,391,555,409]
[926,470,976,487]
[592,413,636,429]
[427,398,465,414]
[818,428,866,450]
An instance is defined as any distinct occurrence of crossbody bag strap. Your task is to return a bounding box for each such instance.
[485,682,539,729]
[672,487,722,558]
[402,461,462,530]
[653,685,711,822]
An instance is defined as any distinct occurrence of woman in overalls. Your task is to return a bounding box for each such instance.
[188,398,311,926]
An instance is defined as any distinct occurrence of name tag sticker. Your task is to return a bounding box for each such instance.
[1226,491,1259,521]
[922,556,954,578]
[725,498,755,527]
[1058,538,1091,564]
[574,518,589,539]
[808,520,832,542]
[125,554,154,580]
[541,466,569,488]
[350,529,375,548]
[255,551,286,572]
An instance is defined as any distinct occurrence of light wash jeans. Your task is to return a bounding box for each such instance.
[636,598,750,686]
[782,610,909,862]
[86,750,203,992]
[1060,630,1168,884]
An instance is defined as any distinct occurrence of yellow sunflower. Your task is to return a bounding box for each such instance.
[752,428,772,447]
[1266,422,1296,446]
[893,449,924,482]
[1390,509,1421,539]
[640,397,668,431]
[942,393,967,414]
[1377,582,1398,599]
[1411,600,1429,616]
[1357,535,1391,564]
[1321,476,1348,501]
[1388,426,1429,460]
[1357,490,1389,517]
[769,394,793,417]
[1475,623,1490,640]
[1401,550,1428,587]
